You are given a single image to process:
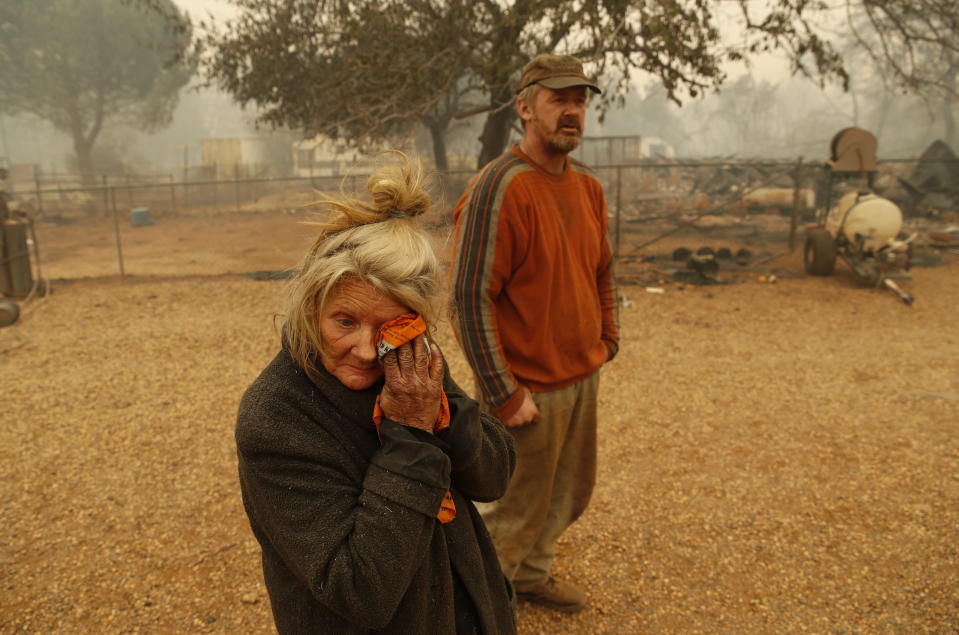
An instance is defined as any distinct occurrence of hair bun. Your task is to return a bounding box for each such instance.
[307,151,431,235]
[367,152,430,220]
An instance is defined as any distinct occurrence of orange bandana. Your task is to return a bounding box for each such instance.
[376,313,429,360]
[372,313,455,524]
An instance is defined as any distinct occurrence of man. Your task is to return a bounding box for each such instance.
[450,53,619,613]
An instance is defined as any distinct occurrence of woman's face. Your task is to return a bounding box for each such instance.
[318,279,409,390]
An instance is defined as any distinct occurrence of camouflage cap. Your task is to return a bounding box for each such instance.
[516,53,601,95]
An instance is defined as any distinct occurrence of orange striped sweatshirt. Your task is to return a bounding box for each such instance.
[451,146,619,421]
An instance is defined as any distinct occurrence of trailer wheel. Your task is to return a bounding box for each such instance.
[804,228,837,275]
[0,300,19,328]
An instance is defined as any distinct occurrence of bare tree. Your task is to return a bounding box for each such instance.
[849,0,959,97]
[845,0,958,147]
[200,0,479,170]
[201,0,849,169]
[0,0,193,185]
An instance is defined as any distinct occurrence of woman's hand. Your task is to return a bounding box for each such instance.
[380,335,445,433]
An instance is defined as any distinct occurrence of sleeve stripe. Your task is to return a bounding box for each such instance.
[453,154,525,406]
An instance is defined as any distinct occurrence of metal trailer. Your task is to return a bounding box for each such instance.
[0,186,36,327]
[804,127,915,305]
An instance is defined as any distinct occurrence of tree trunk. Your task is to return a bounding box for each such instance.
[943,60,958,149]
[426,120,450,172]
[850,80,861,126]
[939,52,959,148]
[476,82,517,169]
[68,91,104,189]
[872,89,893,141]
[942,100,956,149]
[74,138,97,188]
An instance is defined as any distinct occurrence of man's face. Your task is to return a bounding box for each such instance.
[520,85,588,155]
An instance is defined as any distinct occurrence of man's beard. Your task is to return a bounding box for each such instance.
[547,134,581,154]
[533,115,582,154]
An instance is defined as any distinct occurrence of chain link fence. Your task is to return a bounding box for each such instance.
[8,157,956,282]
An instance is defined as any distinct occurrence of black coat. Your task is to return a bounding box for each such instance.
[236,346,516,634]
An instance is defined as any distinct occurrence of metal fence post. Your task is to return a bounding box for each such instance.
[169,174,177,213]
[789,156,804,252]
[110,186,125,276]
[34,176,43,218]
[101,175,110,217]
[234,164,241,213]
[212,166,219,210]
[615,166,622,264]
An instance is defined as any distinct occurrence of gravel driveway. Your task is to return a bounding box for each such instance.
[2,211,957,633]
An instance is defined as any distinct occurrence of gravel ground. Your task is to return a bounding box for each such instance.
[2,211,958,633]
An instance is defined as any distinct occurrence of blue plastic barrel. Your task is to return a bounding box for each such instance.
[131,207,153,227]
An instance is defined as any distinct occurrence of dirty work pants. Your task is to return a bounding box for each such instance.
[476,372,599,593]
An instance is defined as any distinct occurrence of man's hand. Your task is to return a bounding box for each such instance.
[602,339,617,363]
[380,335,444,433]
[503,387,539,428]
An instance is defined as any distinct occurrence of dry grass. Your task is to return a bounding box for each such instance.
[2,211,957,633]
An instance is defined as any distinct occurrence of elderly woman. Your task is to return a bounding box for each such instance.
[236,154,516,634]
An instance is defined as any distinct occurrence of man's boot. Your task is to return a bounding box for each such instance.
[515,577,587,613]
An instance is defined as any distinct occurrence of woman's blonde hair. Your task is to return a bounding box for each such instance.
[282,151,442,378]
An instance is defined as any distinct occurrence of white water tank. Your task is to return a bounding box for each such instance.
[825,191,902,251]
